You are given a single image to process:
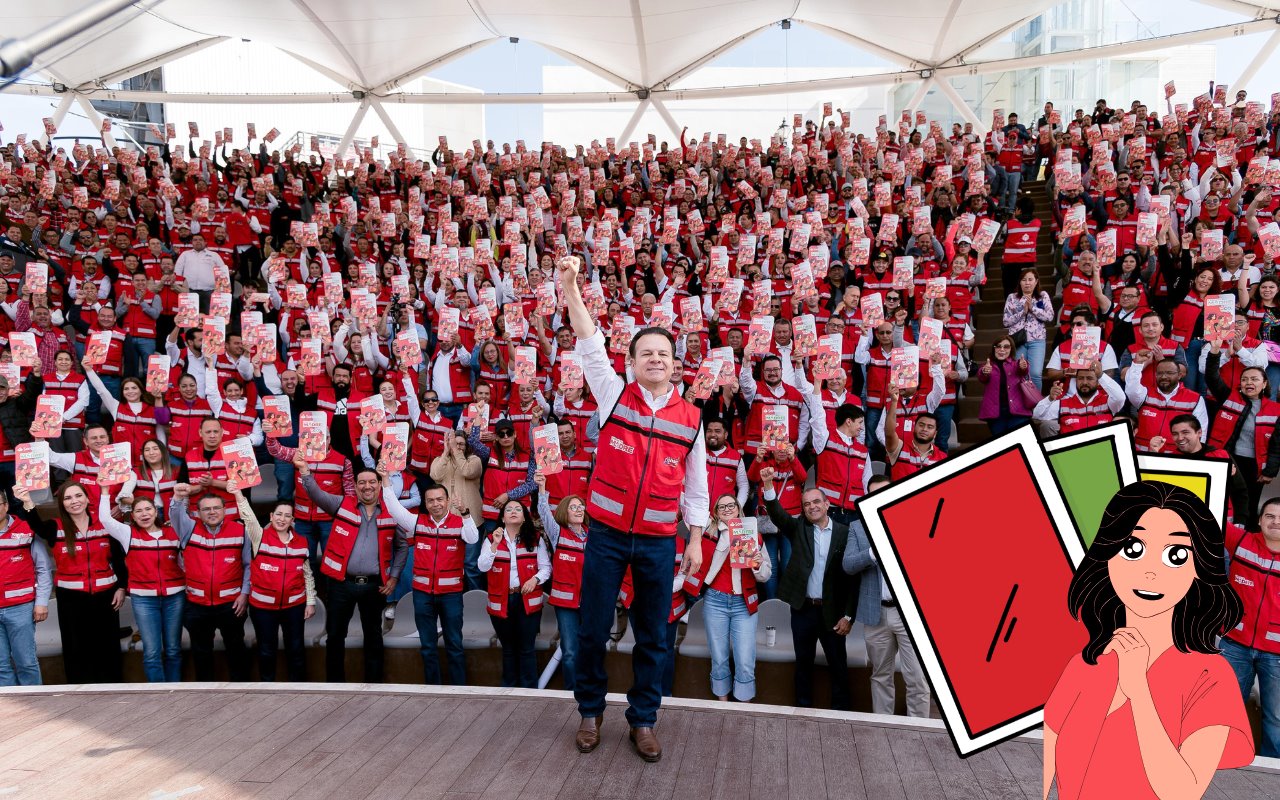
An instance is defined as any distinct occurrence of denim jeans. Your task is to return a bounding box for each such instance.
[555,606,581,691]
[326,577,386,682]
[661,618,679,697]
[1184,339,1206,394]
[1267,363,1280,401]
[575,521,676,727]
[131,592,185,682]
[1001,170,1022,212]
[88,374,121,425]
[249,604,307,682]
[760,533,791,601]
[293,519,332,569]
[933,403,956,454]
[274,460,296,502]
[1220,637,1280,758]
[987,415,1032,437]
[1016,339,1047,392]
[702,588,757,701]
[388,548,415,606]
[414,590,466,685]
[865,407,885,463]
[124,336,157,380]
[0,602,42,686]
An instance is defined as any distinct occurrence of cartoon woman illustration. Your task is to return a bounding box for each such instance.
[1043,481,1255,799]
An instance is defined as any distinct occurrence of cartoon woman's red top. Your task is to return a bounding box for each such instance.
[1045,648,1254,799]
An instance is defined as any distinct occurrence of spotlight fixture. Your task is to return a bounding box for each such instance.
[781,19,791,30]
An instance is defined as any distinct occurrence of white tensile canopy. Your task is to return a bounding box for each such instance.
[3,0,1280,150]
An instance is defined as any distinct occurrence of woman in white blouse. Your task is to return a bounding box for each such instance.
[478,499,550,688]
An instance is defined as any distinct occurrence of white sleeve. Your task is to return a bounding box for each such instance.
[99,491,131,549]
[381,486,419,532]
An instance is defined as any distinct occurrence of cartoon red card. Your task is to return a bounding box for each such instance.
[857,425,1087,756]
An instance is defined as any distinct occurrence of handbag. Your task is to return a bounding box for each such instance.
[1010,327,1028,347]
[1019,377,1043,405]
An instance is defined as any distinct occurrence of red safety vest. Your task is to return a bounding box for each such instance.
[1224,527,1280,655]
[1208,392,1280,472]
[1169,292,1206,347]
[544,451,593,506]
[185,447,236,517]
[481,449,532,521]
[705,447,743,504]
[111,402,158,457]
[1135,386,1201,452]
[438,348,474,404]
[743,381,805,452]
[321,498,397,582]
[133,471,178,512]
[1058,389,1117,433]
[485,537,545,618]
[410,512,467,593]
[52,519,117,594]
[1003,218,1040,263]
[890,443,946,481]
[558,398,599,455]
[293,450,346,522]
[125,526,185,596]
[1215,340,1264,392]
[587,383,701,536]
[90,327,127,376]
[864,344,892,409]
[248,526,309,610]
[409,412,452,473]
[0,518,37,608]
[1058,267,1099,326]
[183,519,246,606]
[1127,339,1180,393]
[215,400,258,443]
[44,371,87,429]
[816,435,868,510]
[683,529,761,615]
[166,398,213,459]
[548,524,588,609]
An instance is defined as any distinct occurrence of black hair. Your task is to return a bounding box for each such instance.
[423,483,450,499]
[1169,413,1201,432]
[501,499,541,551]
[1066,481,1243,665]
[332,363,353,375]
[628,326,676,359]
[835,403,865,427]
[354,468,380,483]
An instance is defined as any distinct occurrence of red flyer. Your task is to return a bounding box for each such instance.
[379,423,410,473]
[299,338,323,377]
[23,262,47,295]
[298,412,330,460]
[748,316,774,354]
[221,437,261,491]
[727,517,761,570]
[202,317,226,358]
[84,331,112,368]
[890,346,920,389]
[31,395,64,438]
[175,293,200,328]
[532,423,564,475]
[15,442,50,492]
[359,396,387,436]
[263,396,292,438]
[812,334,843,381]
[1068,326,1101,370]
[98,443,133,486]
[393,330,423,368]
[559,352,583,390]
[861,293,884,330]
[9,332,37,368]
[691,359,721,401]
[792,314,817,358]
[760,406,789,454]
[512,346,537,385]
[145,355,171,396]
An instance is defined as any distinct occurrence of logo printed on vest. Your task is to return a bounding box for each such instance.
[1235,575,1255,588]
[664,456,680,467]
[609,436,635,455]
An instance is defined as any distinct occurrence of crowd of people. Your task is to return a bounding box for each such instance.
[0,82,1276,758]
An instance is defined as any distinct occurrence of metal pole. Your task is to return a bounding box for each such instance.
[0,0,141,77]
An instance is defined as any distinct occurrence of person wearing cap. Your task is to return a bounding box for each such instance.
[559,255,708,763]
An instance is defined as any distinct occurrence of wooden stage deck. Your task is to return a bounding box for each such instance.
[0,685,1277,800]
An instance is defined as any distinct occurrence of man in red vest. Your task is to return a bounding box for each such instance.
[560,256,708,764]
[1032,361,1126,435]
[1125,353,1208,453]
[1220,497,1280,757]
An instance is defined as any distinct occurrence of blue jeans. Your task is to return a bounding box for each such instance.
[414,590,466,685]
[702,588,757,701]
[131,592,186,682]
[760,533,791,600]
[933,403,956,454]
[1267,363,1280,401]
[661,618,679,697]
[555,606,581,691]
[388,547,414,605]
[124,336,156,380]
[575,520,675,727]
[89,374,121,425]
[1184,339,1206,394]
[865,407,885,462]
[274,460,296,502]
[1220,637,1280,758]
[1017,339,1047,392]
[1002,170,1022,212]
[294,519,332,567]
[0,602,41,686]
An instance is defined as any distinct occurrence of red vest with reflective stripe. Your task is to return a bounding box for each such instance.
[744,382,805,452]
[409,413,452,472]
[1170,293,1206,346]
[1208,392,1280,471]
[133,472,177,512]
[293,450,346,522]
[865,345,891,408]
[481,449,532,521]
[817,436,868,510]
[1058,389,1117,433]
[548,525,587,609]
[53,520,117,594]
[1127,339,1180,393]
[1225,529,1280,655]
[1135,386,1201,452]
[705,447,743,504]
[249,526,309,609]
[544,454,592,506]
[475,364,506,408]
[166,398,213,458]
[890,444,946,481]
[1216,340,1264,393]
[321,498,397,582]
[1003,218,1040,262]
[120,290,159,338]
[215,401,257,442]
[0,518,37,608]
[588,383,701,536]
[1058,268,1099,325]
[45,372,86,429]
[683,530,760,614]
[558,398,599,455]
[411,513,467,593]
[91,328,127,375]
[185,447,236,517]
[485,538,545,618]
[125,526,185,596]
[111,402,158,456]
[442,349,474,404]
[184,519,246,606]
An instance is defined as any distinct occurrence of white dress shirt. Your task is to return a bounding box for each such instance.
[478,532,552,590]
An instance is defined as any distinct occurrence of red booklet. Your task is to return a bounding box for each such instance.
[298,412,330,461]
[146,354,170,396]
[761,406,789,455]
[15,442,50,492]
[812,334,843,381]
[299,339,323,377]
[202,317,226,358]
[221,437,262,491]
[263,396,292,437]
[379,423,410,473]
[532,423,564,475]
[559,352,583,390]
[175,293,200,328]
[393,330,423,368]
[84,331,112,368]
[727,518,761,570]
[359,396,387,436]
[31,395,63,438]
[9,332,38,368]
[98,443,133,486]
[513,346,537,385]
[890,346,920,389]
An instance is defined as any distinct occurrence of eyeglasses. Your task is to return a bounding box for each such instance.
[497,431,515,438]
[885,296,900,303]
[715,502,739,512]
[424,398,440,404]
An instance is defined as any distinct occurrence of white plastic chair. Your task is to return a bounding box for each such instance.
[384,593,425,648]
[460,589,497,649]
[675,599,709,658]
[34,597,62,657]
[754,599,795,663]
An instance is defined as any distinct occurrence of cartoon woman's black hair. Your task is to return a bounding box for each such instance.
[1066,481,1243,665]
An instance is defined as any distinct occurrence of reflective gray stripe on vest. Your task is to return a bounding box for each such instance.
[642,508,677,524]
[590,492,624,516]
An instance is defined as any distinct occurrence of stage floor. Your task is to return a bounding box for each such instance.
[0,685,1277,800]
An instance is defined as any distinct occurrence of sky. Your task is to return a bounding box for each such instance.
[0,0,1276,146]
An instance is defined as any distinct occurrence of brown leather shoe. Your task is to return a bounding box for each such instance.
[629,726,661,762]
[575,715,602,753]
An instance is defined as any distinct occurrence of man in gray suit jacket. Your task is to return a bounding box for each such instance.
[842,474,931,718]
[760,466,857,710]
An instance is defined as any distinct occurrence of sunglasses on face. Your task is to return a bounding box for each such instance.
[498,431,515,438]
